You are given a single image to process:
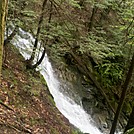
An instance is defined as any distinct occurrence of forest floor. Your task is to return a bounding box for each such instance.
[0,45,77,134]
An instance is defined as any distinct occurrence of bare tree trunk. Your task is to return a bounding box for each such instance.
[88,6,97,32]
[0,0,8,81]
[28,0,48,64]
[27,1,53,69]
[110,53,134,134]
[32,2,53,69]
[30,46,46,69]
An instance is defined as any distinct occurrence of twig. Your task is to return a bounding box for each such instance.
[0,119,32,134]
[0,122,21,132]
[0,100,14,111]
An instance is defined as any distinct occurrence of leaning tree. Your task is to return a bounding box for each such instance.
[0,0,8,81]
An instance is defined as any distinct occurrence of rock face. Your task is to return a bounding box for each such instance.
[1,45,74,134]
[81,90,113,133]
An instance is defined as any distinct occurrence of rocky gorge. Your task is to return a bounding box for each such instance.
[46,45,125,134]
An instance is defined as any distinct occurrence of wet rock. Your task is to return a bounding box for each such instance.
[92,112,108,132]
[18,29,31,39]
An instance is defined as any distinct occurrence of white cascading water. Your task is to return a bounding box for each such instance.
[40,56,102,134]
[11,28,122,134]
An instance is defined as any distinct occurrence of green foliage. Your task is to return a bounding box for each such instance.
[20,10,37,17]
[68,0,81,8]
[8,0,40,31]
[6,0,134,133]
[87,0,113,8]
[96,61,123,88]
[50,127,59,134]
[71,129,84,134]
[79,31,114,62]
[7,0,133,94]
[79,29,125,88]
[125,128,134,134]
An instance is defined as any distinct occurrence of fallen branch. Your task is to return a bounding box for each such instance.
[14,120,32,134]
[0,100,14,111]
[0,119,32,134]
[0,122,21,132]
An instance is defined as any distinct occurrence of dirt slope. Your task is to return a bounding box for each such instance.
[0,45,77,134]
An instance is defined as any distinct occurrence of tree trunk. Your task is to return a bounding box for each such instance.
[28,46,46,69]
[110,53,134,134]
[26,1,53,69]
[0,0,8,81]
[88,6,97,32]
[28,0,48,63]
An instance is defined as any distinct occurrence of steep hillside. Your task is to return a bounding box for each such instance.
[0,44,77,134]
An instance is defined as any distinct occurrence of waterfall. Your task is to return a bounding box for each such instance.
[40,55,102,134]
[11,28,122,134]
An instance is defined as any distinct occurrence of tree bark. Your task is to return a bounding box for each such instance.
[110,53,134,134]
[0,0,8,81]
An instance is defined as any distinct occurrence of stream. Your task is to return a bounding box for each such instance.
[11,28,122,134]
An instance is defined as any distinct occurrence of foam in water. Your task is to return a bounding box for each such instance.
[40,55,102,134]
